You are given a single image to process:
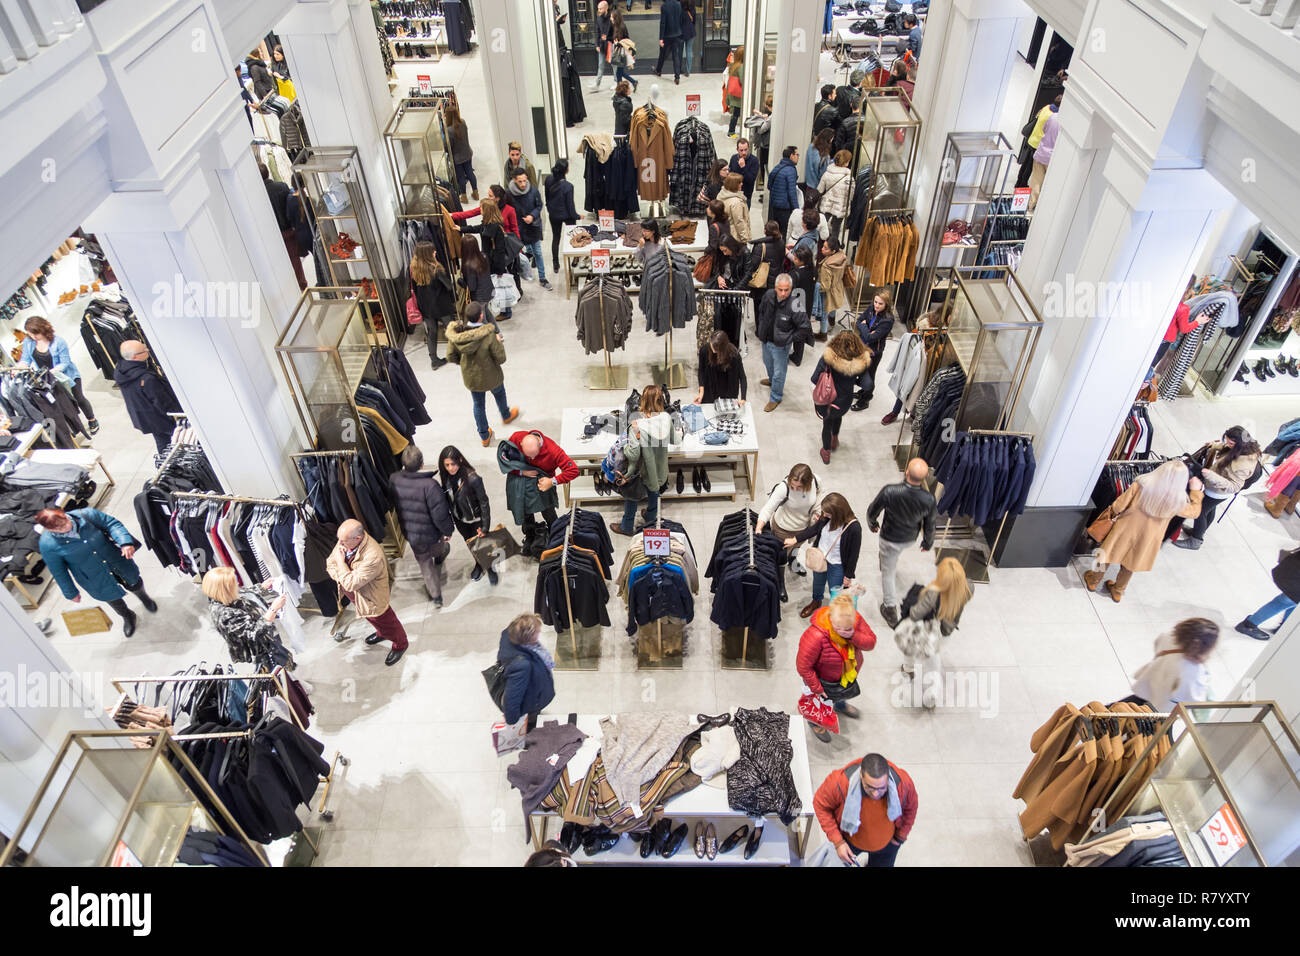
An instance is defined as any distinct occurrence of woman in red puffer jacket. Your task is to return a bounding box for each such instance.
[797,593,876,741]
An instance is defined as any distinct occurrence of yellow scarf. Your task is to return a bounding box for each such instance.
[827,626,858,687]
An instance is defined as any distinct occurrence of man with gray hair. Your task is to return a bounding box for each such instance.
[835,69,866,121]
[754,273,813,412]
[112,339,181,453]
[327,518,408,665]
[390,445,456,608]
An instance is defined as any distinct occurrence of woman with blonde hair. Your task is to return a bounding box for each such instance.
[409,240,455,368]
[1085,459,1203,602]
[796,592,877,741]
[201,567,293,670]
[895,557,972,708]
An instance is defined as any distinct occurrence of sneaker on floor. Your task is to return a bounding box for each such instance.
[432,598,443,608]
[1235,619,1271,641]
[1171,536,1202,550]
[540,280,553,291]
[87,418,101,435]
[470,564,485,581]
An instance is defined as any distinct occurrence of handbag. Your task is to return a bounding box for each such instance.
[502,232,525,260]
[798,691,840,734]
[747,258,770,289]
[693,251,716,282]
[805,520,855,573]
[275,75,296,101]
[482,660,509,710]
[1086,506,1117,543]
[469,524,522,572]
[842,264,857,289]
[726,74,742,98]
[406,289,423,325]
[812,369,836,406]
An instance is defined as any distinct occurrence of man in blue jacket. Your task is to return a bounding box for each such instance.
[497,613,556,728]
[508,168,552,290]
[654,0,684,83]
[766,146,801,237]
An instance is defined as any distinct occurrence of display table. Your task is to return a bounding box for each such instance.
[558,403,759,505]
[560,220,708,299]
[526,712,816,865]
[28,446,115,508]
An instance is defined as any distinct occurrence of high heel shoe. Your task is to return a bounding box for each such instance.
[676,468,684,495]
[691,466,703,494]
[700,468,711,492]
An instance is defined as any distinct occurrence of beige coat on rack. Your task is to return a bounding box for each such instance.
[630,104,673,202]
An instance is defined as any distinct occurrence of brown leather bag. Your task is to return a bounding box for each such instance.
[1086,507,1116,543]
[692,252,716,282]
[842,264,857,289]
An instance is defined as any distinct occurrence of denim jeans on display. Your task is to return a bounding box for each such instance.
[471,384,511,439]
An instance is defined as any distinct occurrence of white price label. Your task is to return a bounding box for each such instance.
[417,74,432,94]
[642,528,671,556]
[685,94,701,116]
[591,248,611,273]
[1198,803,1247,866]
[599,210,615,232]
[1011,187,1030,213]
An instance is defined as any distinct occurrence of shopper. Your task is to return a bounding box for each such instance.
[654,0,683,83]
[817,236,849,340]
[812,86,839,137]
[756,463,824,557]
[36,506,156,638]
[703,198,727,256]
[895,557,972,709]
[787,492,862,619]
[245,51,275,101]
[409,241,456,369]
[680,0,696,76]
[887,58,916,100]
[867,458,937,627]
[1172,425,1261,550]
[797,593,876,741]
[438,445,499,585]
[728,138,760,205]
[1125,618,1218,711]
[391,445,456,608]
[766,146,800,237]
[1084,459,1204,603]
[788,246,817,329]
[1028,99,1060,212]
[725,45,744,136]
[612,80,634,136]
[745,220,784,307]
[755,272,813,412]
[1152,283,1199,372]
[260,162,307,290]
[809,331,870,464]
[612,385,671,536]
[1236,548,1300,640]
[202,567,291,667]
[610,10,638,92]
[21,316,98,434]
[852,289,895,410]
[446,302,521,448]
[270,45,291,83]
[497,612,556,727]
[906,14,923,59]
[698,159,728,206]
[835,69,866,122]
[695,330,748,405]
[805,128,834,196]
[816,149,853,238]
[718,172,751,244]
[509,167,552,290]
[326,519,408,666]
[544,160,579,275]
[457,234,496,318]
[590,0,613,91]
[787,204,829,250]
[712,235,747,291]
[791,209,821,266]
[113,339,182,454]
[502,141,539,189]
[813,752,918,867]
[445,100,478,202]
[508,429,579,547]
[488,185,522,238]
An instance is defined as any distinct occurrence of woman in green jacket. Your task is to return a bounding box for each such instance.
[445,302,521,447]
[613,385,672,536]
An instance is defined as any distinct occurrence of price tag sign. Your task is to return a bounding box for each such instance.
[599,209,615,232]
[591,248,611,273]
[685,94,701,116]
[417,75,432,94]
[1011,187,1031,213]
[1198,803,1247,866]
[642,527,671,557]
[110,840,142,867]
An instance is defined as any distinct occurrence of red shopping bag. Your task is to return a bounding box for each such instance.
[798,692,840,735]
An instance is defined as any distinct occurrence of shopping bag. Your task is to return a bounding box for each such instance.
[517,251,535,281]
[491,716,528,755]
[798,691,840,734]
[489,274,521,315]
[406,290,423,325]
[469,524,521,572]
[275,75,296,101]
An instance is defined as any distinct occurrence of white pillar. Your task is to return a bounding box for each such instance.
[474,0,538,169]
[769,0,828,165]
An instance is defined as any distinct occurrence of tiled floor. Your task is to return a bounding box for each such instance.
[19,47,1298,868]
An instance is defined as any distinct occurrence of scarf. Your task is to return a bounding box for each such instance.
[524,641,555,671]
[507,179,531,198]
[827,624,858,687]
[839,766,902,837]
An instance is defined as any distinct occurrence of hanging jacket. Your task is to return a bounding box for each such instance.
[818,250,849,312]
[390,470,455,554]
[38,509,142,601]
[630,105,674,202]
[669,116,718,216]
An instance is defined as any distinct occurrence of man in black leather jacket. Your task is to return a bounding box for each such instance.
[867,458,936,626]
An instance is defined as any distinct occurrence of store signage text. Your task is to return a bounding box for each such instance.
[150,276,261,328]
[417,74,431,94]
[591,248,610,273]
[50,887,152,936]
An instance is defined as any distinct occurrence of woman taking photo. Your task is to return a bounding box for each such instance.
[1084,459,1203,603]
[612,385,671,536]
[1172,425,1262,550]
[756,463,823,570]
[810,330,870,465]
[409,241,456,369]
[894,557,972,709]
[438,445,498,585]
[22,316,98,433]
[695,330,747,406]
[797,592,876,742]
[786,491,861,619]
[1125,618,1218,711]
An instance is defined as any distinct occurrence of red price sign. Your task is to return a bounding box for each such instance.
[1011,187,1031,213]
[686,94,701,116]
[591,248,611,273]
[642,528,671,556]
[417,74,432,94]
[599,209,615,232]
[1198,803,1246,866]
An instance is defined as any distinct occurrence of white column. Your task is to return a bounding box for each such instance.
[768,0,827,165]
[473,0,538,168]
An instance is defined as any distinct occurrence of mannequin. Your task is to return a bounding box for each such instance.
[639,84,668,216]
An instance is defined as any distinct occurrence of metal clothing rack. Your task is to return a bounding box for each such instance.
[586,276,628,390]
[651,243,686,388]
[635,510,683,669]
[171,491,302,509]
[720,505,766,670]
[696,287,752,352]
[111,671,306,732]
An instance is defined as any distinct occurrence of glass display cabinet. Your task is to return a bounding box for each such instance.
[1104,702,1300,867]
[275,288,384,452]
[0,729,268,867]
[383,99,456,221]
[293,146,403,348]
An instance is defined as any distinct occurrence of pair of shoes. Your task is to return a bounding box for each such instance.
[813,332,828,342]
[470,564,484,581]
[819,448,831,464]
[880,603,900,628]
[1276,355,1299,377]
[675,468,685,494]
[430,356,447,369]
[87,418,100,435]
[594,472,614,496]
[691,465,710,493]
[800,599,822,618]
[1235,619,1271,641]
[502,406,521,425]
[1171,535,1202,550]
[385,647,406,665]
[830,435,840,451]
[1253,358,1276,381]
[719,824,749,854]
[121,609,138,638]
[364,632,384,645]
[838,702,861,719]
[744,825,763,860]
[539,280,553,291]
[481,428,494,447]
[692,822,717,859]
[881,410,899,425]
[763,400,780,412]
[582,827,620,856]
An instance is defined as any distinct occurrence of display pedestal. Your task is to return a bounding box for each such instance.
[636,619,685,669]
[588,363,630,389]
[720,626,769,670]
[553,624,603,670]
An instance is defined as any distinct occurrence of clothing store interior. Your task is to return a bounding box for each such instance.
[1,0,1298,878]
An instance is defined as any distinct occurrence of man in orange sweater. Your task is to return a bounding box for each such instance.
[813,752,918,867]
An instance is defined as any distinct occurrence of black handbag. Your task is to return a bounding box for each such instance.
[482,660,508,710]
[821,678,861,702]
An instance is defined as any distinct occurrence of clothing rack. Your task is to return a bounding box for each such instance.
[290,449,358,458]
[170,491,302,509]
[112,671,305,731]
[739,504,756,665]
[935,429,1036,583]
[650,243,686,387]
[558,499,582,660]
[587,276,628,390]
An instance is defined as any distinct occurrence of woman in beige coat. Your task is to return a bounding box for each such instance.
[816,235,848,340]
[1084,460,1203,603]
[718,172,751,243]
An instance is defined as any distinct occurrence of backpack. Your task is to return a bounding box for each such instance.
[482,660,509,710]
[601,434,631,483]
